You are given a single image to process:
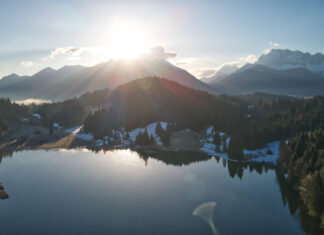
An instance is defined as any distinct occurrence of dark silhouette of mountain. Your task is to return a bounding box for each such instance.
[83,77,242,136]
[0,73,28,88]
[212,63,324,96]
[0,57,214,101]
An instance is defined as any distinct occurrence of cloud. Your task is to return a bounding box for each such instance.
[206,55,257,76]
[174,57,199,66]
[194,68,217,78]
[239,54,258,64]
[187,55,257,79]
[21,61,34,68]
[46,45,177,63]
[264,42,281,54]
[49,47,86,59]
[148,46,177,59]
[269,41,280,47]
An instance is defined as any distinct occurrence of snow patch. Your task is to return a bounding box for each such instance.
[201,126,281,164]
[94,139,104,147]
[32,113,42,119]
[128,122,168,145]
[76,133,93,141]
[65,126,82,134]
[245,141,281,164]
[53,122,62,129]
[200,126,231,159]
[200,142,231,160]
[64,125,93,141]
[206,126,214,135]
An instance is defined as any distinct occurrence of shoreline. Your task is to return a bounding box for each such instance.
[0,123,281,165]
[0,132,280,165]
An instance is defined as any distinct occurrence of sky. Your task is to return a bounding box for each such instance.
[1,0,324,79]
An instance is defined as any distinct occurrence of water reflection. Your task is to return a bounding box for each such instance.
[193,202,219,235]
[214,156,274,179]
[0,148,319,234]
[0,151,12,199]
[276,171,323,235]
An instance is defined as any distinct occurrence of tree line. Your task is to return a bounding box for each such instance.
[277,127,324,231]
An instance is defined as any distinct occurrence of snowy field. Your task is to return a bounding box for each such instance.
[200,126,281,164]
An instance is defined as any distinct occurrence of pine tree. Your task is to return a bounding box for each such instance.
[227,136,243,160]
[156,122,163,137]
[214,132,221,152]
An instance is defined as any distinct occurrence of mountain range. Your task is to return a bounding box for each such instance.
[1,48,324,100]
[209,49,324,96]
[0,56,213,101]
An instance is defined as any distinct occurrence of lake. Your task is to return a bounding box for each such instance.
[0,149,306,235]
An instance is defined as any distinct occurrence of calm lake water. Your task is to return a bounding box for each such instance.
[0,149,305,235]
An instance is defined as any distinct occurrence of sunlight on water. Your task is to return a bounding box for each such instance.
[193,202,219,235]
[0,149,306,235]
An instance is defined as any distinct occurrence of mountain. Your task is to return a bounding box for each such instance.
[0,57,214,101]
[212,63,324,96]
[256,49,324,77]
[83,77,242,136]
[0,73,28,87]
[204,64,239,84]
[211,49,324,96]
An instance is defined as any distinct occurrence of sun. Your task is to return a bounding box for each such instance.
[106,19,149,59]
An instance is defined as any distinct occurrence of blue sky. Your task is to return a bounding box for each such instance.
[1,0,324,78]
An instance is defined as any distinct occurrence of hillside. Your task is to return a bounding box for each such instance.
[83,77,243,137]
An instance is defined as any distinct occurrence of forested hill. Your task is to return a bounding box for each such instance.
[277,127,324,231]
[83,77,244,137]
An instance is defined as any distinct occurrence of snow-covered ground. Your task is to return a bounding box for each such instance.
[94,139,104,147]
[64,125,94,141]
[32,113,42,120]
[200,142,231,160]
[76,133,94,141]
[245,141,280,164]
[200,126,281,164]
[64,122,168,147]
[65,126,82,134]
[53,122,62,129]
[128,122,167,145]
[63,124,281,164]
[200,126,231,160]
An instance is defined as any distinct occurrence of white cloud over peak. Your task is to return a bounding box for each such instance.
[269,41,280,47]
[21,61,34,68]
[148,46,177,60]
[48,47,93,59]
[194,68,218,78]
[239,54,258,64]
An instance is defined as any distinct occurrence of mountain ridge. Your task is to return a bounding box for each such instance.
[212,63,324,96]
[210,49,324,96]
[0,57,215,101]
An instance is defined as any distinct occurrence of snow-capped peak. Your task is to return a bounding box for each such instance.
[256,49,324,77]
